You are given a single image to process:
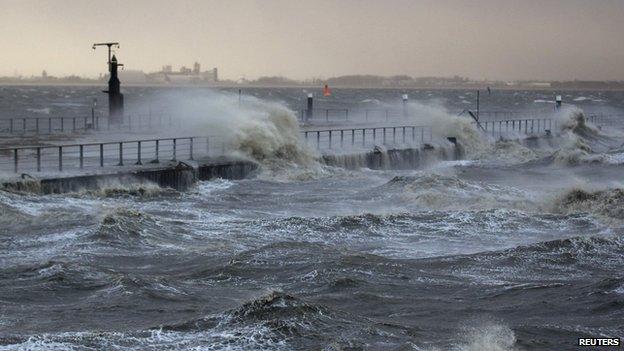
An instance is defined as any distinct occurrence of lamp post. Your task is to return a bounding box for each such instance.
[92,98,97,128]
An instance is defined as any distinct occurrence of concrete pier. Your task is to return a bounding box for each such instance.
[1,143,458,194]
[2,158,258,194]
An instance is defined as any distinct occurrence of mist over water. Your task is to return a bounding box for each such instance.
[1,87,624,350]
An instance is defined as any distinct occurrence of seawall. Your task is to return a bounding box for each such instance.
[322,143,459,170]
[1,144,461,194]
[2,159,259,194]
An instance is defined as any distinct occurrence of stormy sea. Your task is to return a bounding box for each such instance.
[1,86,623,350]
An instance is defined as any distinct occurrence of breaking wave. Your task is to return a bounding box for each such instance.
[456,321,517,351]
[89,207,172,250]
[228,100,317,170]
[552,188,624,222]
[0,291,375,350]
[0,194,33,228]
[372,173,535,211]
[545,108,623,166]
[405,102,488,157]
[143,90,321,179]
[400,103,624,168]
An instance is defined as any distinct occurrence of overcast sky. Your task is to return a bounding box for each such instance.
[1,0,623,81]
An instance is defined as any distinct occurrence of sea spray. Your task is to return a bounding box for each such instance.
[133,89,322,178]
[404,101,489,157]
[551,188,624,223]
[400,102,622,165]
[403,101,540,163]
[372,173,537,211]
[547,107,621,165]
[456,319,517,351]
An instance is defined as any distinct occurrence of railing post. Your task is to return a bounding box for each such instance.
[136,141,142,165]
[13,149,18,173]
[362,129,366,147]
[118,142,124,166]
[328,130,332,149]
[316,131,320,149]
[402,127,406,144]
[383,127,386,144]
[189,137,194,160]
[340,130,344,148]
[373,128,376,142]
[79,145,84,169]
[393,127,396,144]
[36,147,41,172]
[155,139,160,161]
[58,146,63,172]
[100,144,104,167]
[421,127,424,143]
[412,126,415,142]
[172,138,177,161]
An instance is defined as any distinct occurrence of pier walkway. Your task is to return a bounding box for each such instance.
[0,124,433,177]
[1,109,622,186]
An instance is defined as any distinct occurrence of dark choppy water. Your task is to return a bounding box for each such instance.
[1,87,624,350]
[2,85,624,120]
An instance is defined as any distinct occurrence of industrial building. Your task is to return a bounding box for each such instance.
[147,62,218,84]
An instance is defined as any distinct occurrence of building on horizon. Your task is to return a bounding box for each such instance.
[147,62,218,84]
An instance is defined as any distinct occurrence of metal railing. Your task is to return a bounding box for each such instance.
[477,118,558,137]
[475,110,554,121]
[1,124,434,174]
[302,125,432,150]
[474,113,624,138]
[586,113,624,127]
[0,113,173,136]
[298,108,561,124]
[0,136,233,174]
[299,108,407,123]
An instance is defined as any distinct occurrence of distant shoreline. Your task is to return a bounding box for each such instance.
[2,82,624,91]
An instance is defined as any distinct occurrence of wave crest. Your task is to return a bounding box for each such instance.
[552,188,624,221]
